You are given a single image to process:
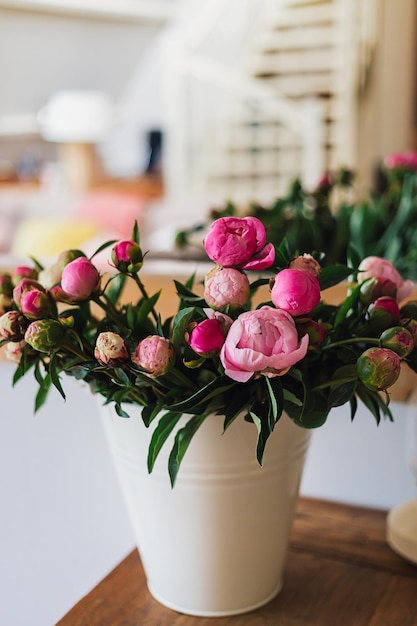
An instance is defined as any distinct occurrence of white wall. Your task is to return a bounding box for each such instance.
[1,359,416,625]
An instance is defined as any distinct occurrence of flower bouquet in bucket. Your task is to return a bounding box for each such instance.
[1,218,417,484]
[1,217,417,615]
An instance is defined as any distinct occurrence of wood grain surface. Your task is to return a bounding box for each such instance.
[57,497,417,626]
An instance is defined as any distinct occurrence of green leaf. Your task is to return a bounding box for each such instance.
[147,411,183,473]
[141,403,163,427]
[115,403,130,418]
[174,280,206,307]
[35,375,52,412]
[49,353,66,401]
[328,381,357,408]
[274,238,292,268]
[265,376,283,424]
[334,282,362,328]
[356,384,381,424]
[131,221,140,244]
[89,239,117,260]
[283,388,303,406]
[168,414,207,487]
[136,291,160,324]
[319,265,353,291]
[168,376,234,412]
[171,307,195,351]
[106,273,127,304]
[349,394,358,421]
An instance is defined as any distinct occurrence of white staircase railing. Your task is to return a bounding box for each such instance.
[162,0,376,205]
[162,0,326,205]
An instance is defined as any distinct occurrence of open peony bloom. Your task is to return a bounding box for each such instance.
[220,306,309,383]
[271,269,321,316]
[203,216,275,270]
[358,257,413,303]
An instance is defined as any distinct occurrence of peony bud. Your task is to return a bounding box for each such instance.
[132,335,175,377]
[186,318,227,356]
[296,318,326,347]
[24,319,66,353]
[204,266,250,310]
[0,311,26,341]
[271,269,320,316]
[13,278,45,308]
[367,296,400,331]
[359,277,397,305]
[60,257,100,302]
[56,249,85,271]
[12,265,38,286]
[20,289,51,320]
[289,254,322,277]
[401,318,417,347]
[379,326,415,358]
[111,240,143,274]
[358,256,413,303]
[4,340,26,363]
[357,347,401,391]
[94,332,129,367]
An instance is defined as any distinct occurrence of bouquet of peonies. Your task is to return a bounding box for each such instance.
[1,218,417,485]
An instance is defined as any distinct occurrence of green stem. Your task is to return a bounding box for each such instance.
[131,274,159,323]
[311,376,358,392]
[323,337,379,351]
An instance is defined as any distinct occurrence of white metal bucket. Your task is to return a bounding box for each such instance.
[100,403,311,617]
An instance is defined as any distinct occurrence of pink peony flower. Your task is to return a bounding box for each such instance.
[94,332,129,367]
[220,306,309,383]
[187,318,227,356]
[132,335,175,377]
[271,269,321,316]
[204,216,275,270]
[384,151,417,171]
[204,266,250,310]
[60,257,100,302]
[358,257,413,302]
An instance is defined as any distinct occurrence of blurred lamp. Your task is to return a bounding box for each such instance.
[38,90,113,191]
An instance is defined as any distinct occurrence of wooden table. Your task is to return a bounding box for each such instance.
[57,498,417,626]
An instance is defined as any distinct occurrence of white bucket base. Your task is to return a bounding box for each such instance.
[100,404,311,616]
[148,579,283,617]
